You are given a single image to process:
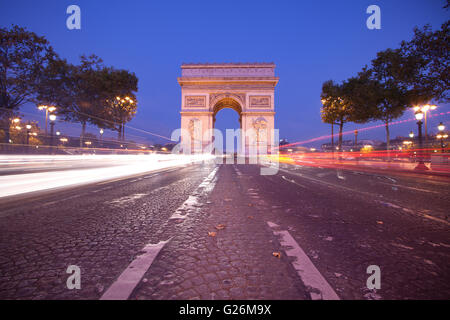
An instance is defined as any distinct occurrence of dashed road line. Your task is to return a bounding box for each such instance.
[100,239,171,300]
[375,200,449,226]
[170,166,218,220]
[281,175,307,188]
[267,221,340,300]
[376,182,439,194]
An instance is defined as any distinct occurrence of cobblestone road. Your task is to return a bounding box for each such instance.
[0,161,449,300]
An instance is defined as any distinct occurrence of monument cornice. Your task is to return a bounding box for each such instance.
[182,85,275,90]
[241,111,276,115]
[178,77,279,86]
[180,111,213,115]
[181,62,275,68]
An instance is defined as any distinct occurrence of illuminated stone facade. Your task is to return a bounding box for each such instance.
[178,63,278,154]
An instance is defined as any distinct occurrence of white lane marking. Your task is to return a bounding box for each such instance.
[375,200,450,226]
[336,170,346,180]
[108,193,148,207]
[91,186,113,193]
[281,175,307,188]
[379,175,397,183]
[267,222,340,300]
[391,242,414,250]
[279,168,372,195]
[100,239,170,300]
[377,182,439,194]
[170,166,218,220]
[317,171,334,178]
[267,221,280,228]
[234,166,242,176]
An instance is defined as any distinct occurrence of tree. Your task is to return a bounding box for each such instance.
[38,55,111,146]
[342,71,382,125]
[99,68,138,140]
[0,25,55,144]
[401,21,449,103]
[38,59,138,144]
[320,80,354,152]
[365,48,420,153]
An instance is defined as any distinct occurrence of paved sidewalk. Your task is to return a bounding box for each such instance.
[130,165,309,300]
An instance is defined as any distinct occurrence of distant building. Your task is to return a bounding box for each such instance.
[321,139,383,152]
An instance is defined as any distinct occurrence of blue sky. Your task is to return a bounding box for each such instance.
[1,0,448,146]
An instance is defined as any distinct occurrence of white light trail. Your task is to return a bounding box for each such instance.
[0,154,214,198]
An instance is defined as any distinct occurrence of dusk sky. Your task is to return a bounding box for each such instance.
[1,0,448,146]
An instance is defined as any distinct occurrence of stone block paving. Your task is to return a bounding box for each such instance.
[0,165,214,299]
[130,164,309,300]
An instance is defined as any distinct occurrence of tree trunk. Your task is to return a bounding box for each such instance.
[331,124,334,152]
[338,122,343,152]
[4,124,10,144]
[122,123,125,141]
[118,123,122,141]
[80,121,86,148]
[2,111,12,144]
[385,120,390,161]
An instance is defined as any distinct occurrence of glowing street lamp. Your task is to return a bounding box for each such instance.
[409,131,414,139]
[414,111,428,170]
[38,105,56,135]
[26,124,32,145]
[413,104,437,147]
[437,122,447,153]
[99,128,104,147]
[49,114,56,150]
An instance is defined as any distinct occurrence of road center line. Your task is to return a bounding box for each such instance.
[281,175,307,188]
[267,221,340,300]
[170,166,218,220]
[100,239,171,300]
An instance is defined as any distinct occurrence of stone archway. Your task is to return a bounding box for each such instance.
[212,96,243,129]
[178,63,278,154]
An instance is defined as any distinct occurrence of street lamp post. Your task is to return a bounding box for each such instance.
[413,104,437,148]
[38,105,56,136]
[414,111,428,170]
[26,124,31,145]
[437,122,447,153]
[100,128,104,148]
[49,114,56,154]
[409,131,415,152]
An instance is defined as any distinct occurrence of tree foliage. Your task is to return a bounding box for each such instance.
[401,21,449,103]
[37,55,139,143]
[320,80,355,151]
[0,25,55,143]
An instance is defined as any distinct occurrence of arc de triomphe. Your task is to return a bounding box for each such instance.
[178,63,278,154]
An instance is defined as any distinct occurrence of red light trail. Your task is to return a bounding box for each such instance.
[278,110,450,149]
